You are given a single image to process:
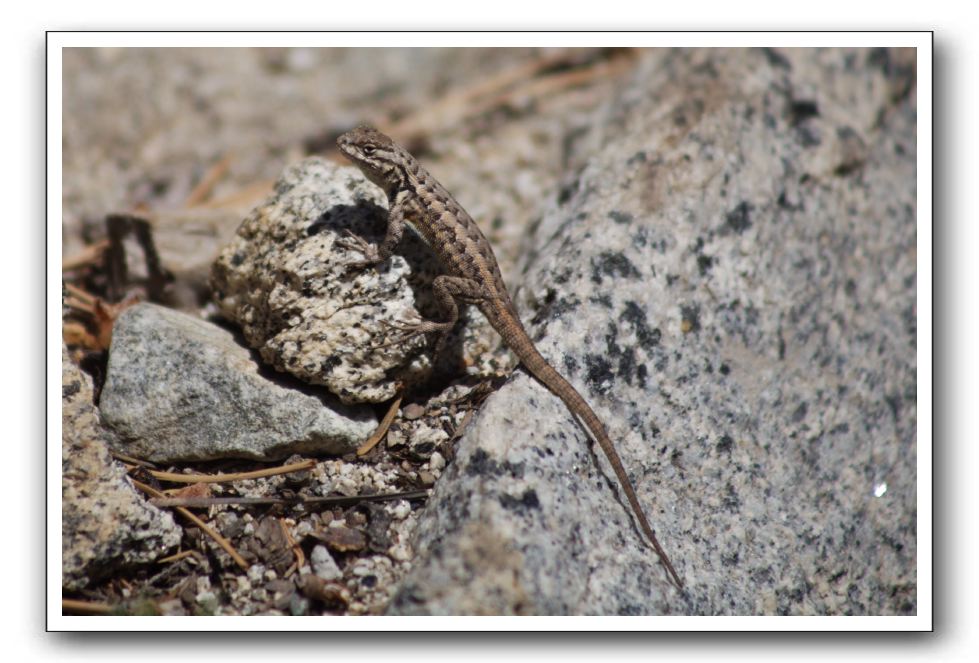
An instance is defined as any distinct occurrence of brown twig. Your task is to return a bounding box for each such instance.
[104,214,172,302]
[62,239,111,272]
[280,518,304,577]
[450,409,475,443]
[61,321,100,350]
[356,393,403,456]
[144,458,317,484]
[386,48,626,146]
[110,451,158,469]
[62,283,140,350]
[489,49,638,113]
[133,480,250,572]
[156,549,200,565]
[382,48,639,151]
[195,177,276,211]
[184,154,233,208]
[62,598,112,615]
[62,282,97,312]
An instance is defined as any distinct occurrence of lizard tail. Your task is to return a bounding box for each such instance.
[513,332,684,589]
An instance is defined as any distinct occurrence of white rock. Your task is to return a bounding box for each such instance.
[311,545,342,581]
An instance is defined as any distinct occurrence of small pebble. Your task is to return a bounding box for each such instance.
[389,542,411,561]
[386,428,405,447]
[247,564,266,583]
[195,590,218,613]
[319,524,367,553]
[429,451,446,471]
[290,594,310,616]
[311,544,342,581]
[402,403,426,420]
[389,500,411,520]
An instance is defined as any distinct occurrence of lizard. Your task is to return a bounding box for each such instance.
[336,126,683,589]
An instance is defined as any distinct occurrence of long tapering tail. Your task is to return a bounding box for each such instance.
[509,327,684,589]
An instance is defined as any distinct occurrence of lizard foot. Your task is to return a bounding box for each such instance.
[337,229,381,269]
[372,316,452,351]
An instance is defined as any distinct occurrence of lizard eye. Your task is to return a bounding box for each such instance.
[362,144,376,156]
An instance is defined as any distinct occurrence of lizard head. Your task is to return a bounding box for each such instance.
[337,126,402,190]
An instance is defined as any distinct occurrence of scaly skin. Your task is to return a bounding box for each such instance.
[337,126,683,589]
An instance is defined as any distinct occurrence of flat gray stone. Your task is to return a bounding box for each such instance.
[390,48,917,616]
[100,303,377,462]
[62,344,181,591]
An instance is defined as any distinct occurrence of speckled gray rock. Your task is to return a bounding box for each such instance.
[62,344,181,591]
[211,157,460,404]
[100,303,377,462]
[390,48,917,616]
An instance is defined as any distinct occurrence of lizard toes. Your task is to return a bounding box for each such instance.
[371,317,428,350]
[337,230,380,267]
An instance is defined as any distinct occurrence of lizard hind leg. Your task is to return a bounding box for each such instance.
[373,274,485,356]
[423,274,490,357]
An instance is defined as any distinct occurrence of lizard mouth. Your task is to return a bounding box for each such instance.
[336,131,359,155]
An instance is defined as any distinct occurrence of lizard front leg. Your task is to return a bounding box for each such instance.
[340,192,409,269]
